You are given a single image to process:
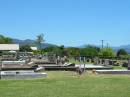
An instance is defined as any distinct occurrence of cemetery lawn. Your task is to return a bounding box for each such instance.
[0,71,130,97]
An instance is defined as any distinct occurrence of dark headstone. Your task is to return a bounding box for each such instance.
[109,60,117,65]
[91,59,94,63]
[87,59,89,62]
[122,62,128,67]
[128,59,130,70]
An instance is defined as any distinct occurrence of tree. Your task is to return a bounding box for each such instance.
[99,48,115,58]
[43,45,69,57]
[44,46,57,52]
[117,49,127,57]
[0,35,4,43]
[66,47,80,57]
[20,45,32,52]
[80,45,100,57]
[44,45,64,56]
[36,33,45,49]
[4,37,12,44]
[0,35,12,44]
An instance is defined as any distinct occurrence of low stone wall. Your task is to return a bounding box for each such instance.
[96,70,130,74]
[0,70,47,79]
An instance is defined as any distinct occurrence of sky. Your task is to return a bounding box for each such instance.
[0,0,130,47]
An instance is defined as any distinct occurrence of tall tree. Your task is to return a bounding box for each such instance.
[99,48,115,58]
[36,33,45,49]
[20,45,32,52]
[117,49,127,57]
[66,47,80,57]
[80,45,100,57]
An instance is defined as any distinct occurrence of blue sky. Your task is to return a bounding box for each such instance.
[0,0,130,47]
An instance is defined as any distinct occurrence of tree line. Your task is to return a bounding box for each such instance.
[20,44,129,59]
[0,34,129,59]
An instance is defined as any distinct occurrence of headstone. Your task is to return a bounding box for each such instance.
[87,58,89,62]
[122,62,128,67]
[99,59,102,65]
[56,56,60,65]
[102,59,104,64]
[79,57,82,62]
[83,57,86,62]
[128,59,130,70]
[104,59,109,65]
[109,60,113,65]
[91,58,94,63]
[89,59,91,63]
[94,57,99,65]
[81,57,84,62]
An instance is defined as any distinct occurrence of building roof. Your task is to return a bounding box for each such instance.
[0,44,19,50]
[30,47,37,50]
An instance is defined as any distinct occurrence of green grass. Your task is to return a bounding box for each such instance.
[0,71,130,97]
[113,65,127,70]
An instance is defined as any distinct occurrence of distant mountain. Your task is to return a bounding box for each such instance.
[12,38,130,53]
[13,39,34,45]
[113,45,130,53]
[12,39,57,48]
[78,44,101,48]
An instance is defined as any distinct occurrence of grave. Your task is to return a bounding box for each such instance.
[2,60,26,67]
[109,60,116,65]
[99,59,102,65]
[128,59,130,70]
[0,70,47,79]
[1,60,32,69]
[94,57,99,65]
[75,64,113,70]
[104,59,110,65]
[96,70,130,74]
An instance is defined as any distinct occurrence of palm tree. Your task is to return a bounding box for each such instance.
[36,33,45,49]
